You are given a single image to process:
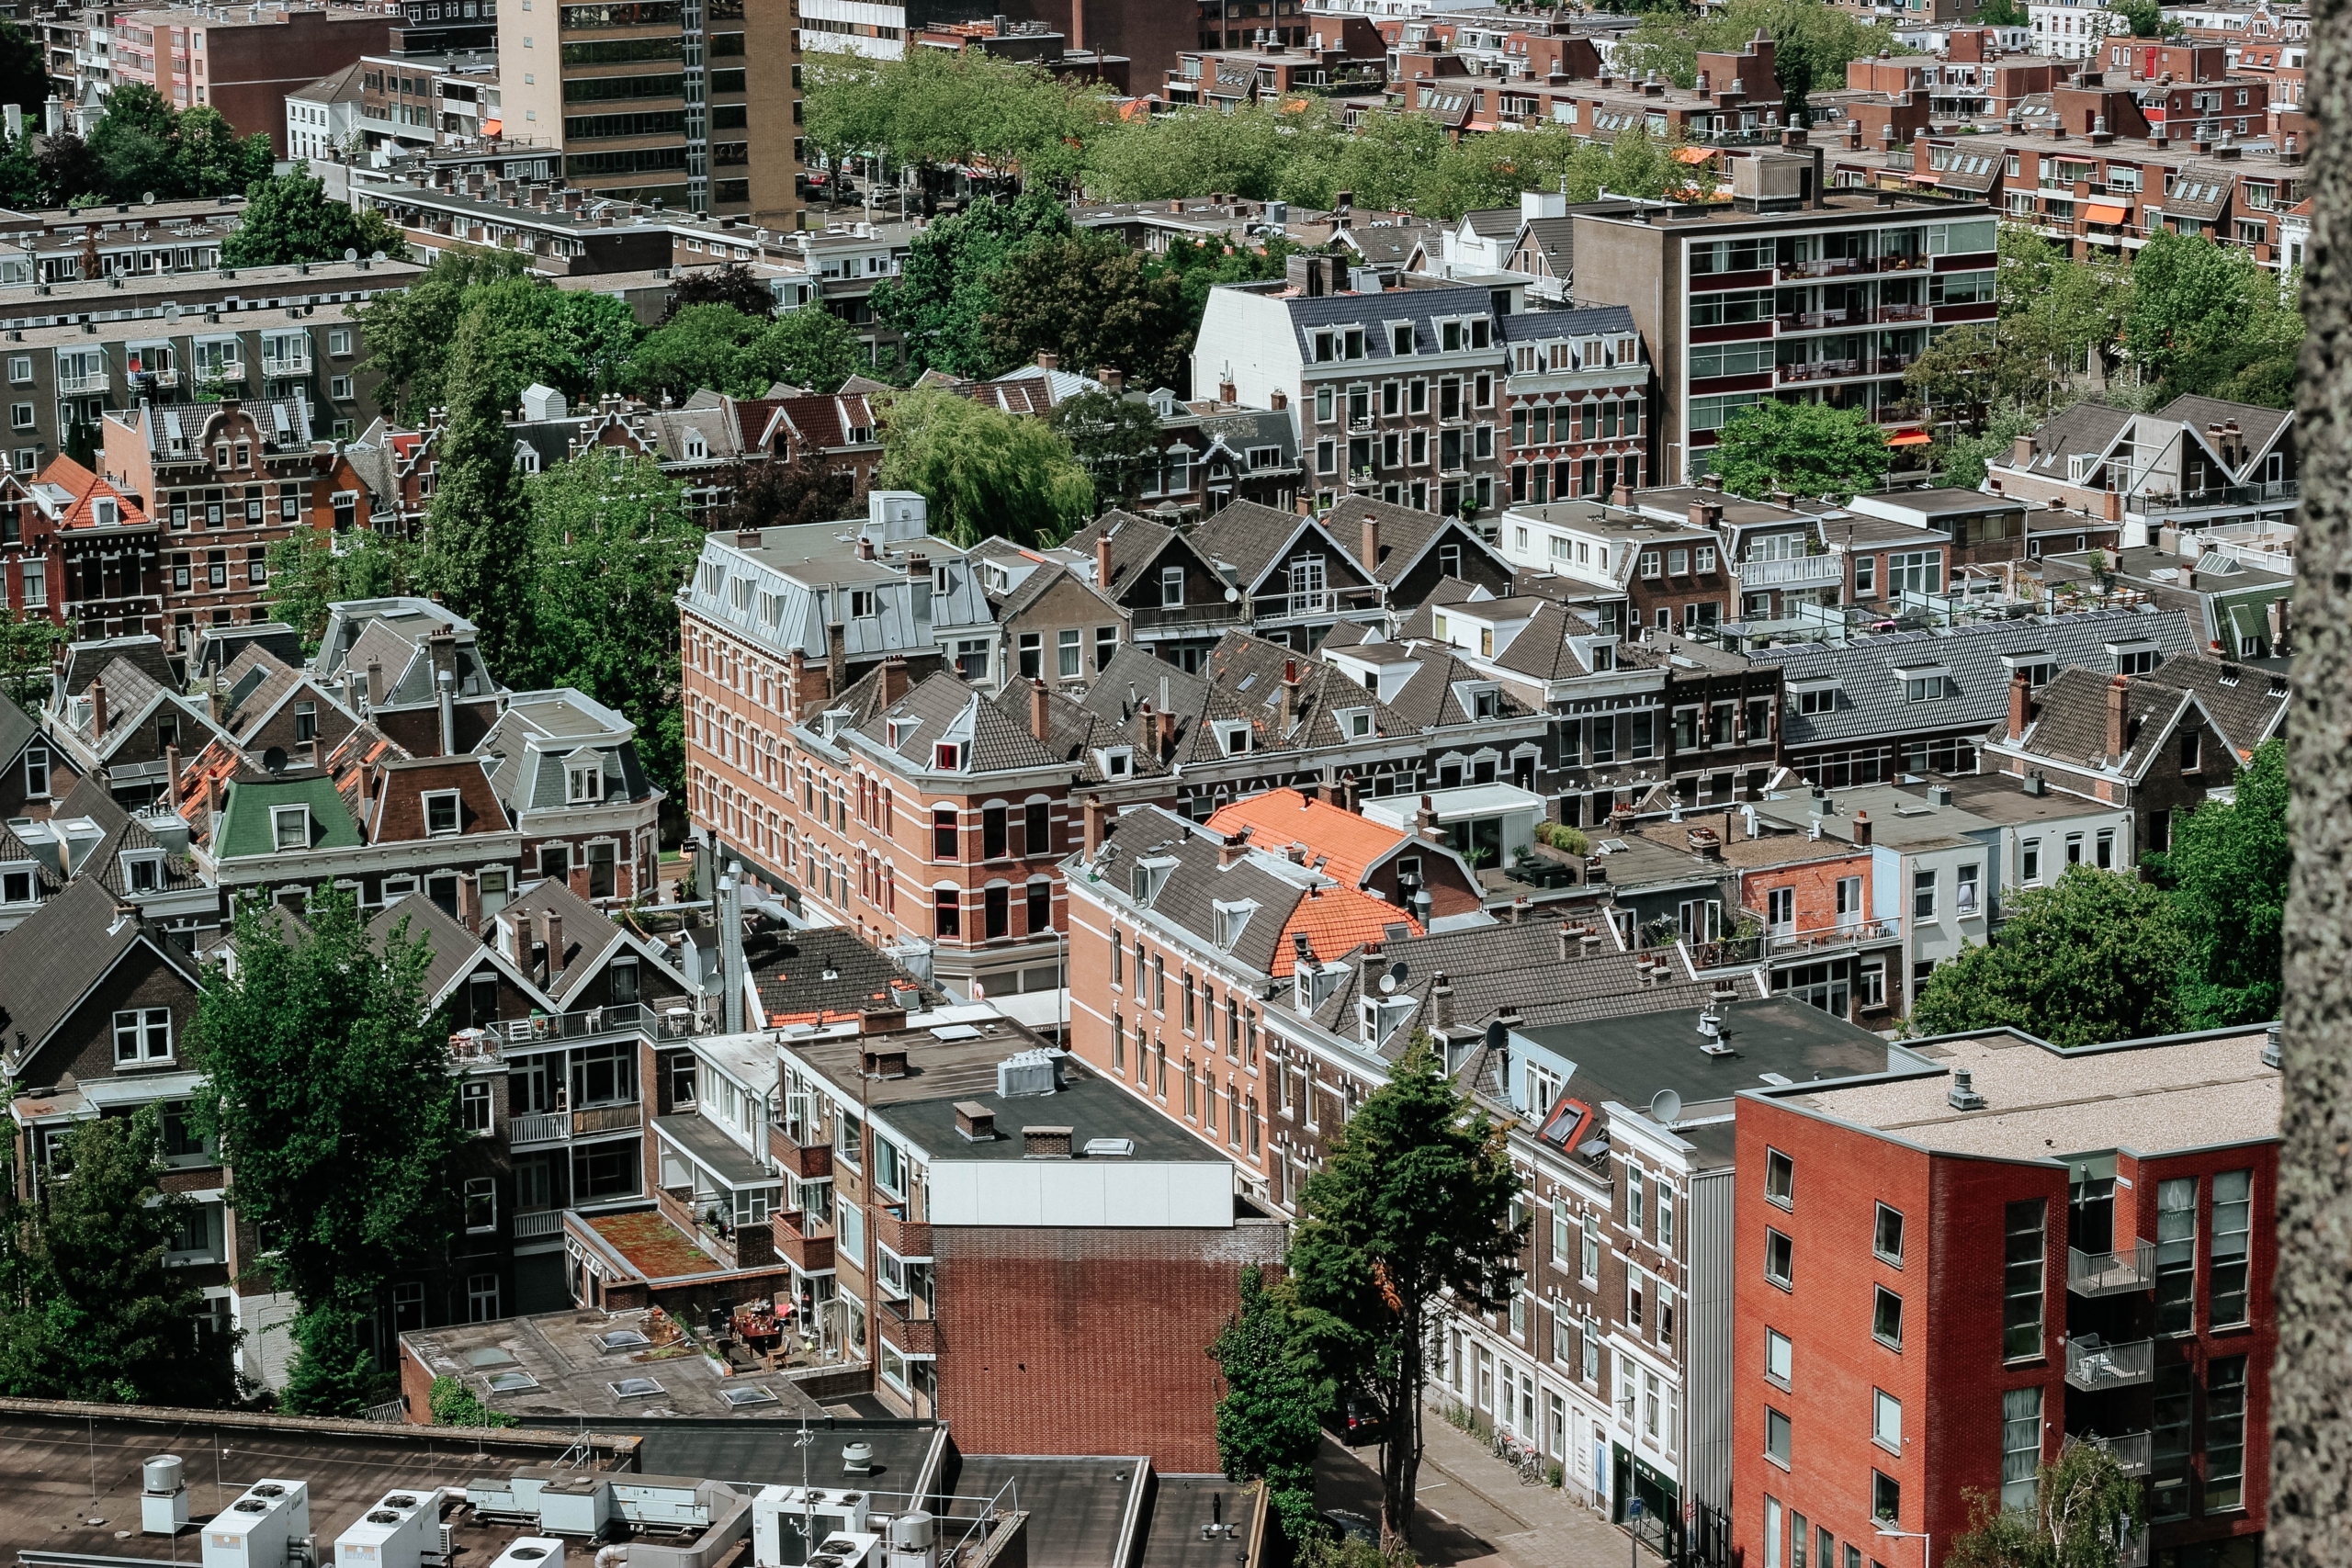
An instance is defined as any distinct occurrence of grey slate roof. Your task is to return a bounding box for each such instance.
[0,694,36,768]
[0,876,194,1071]
[1189,499,1328,587]
[50,774,206,898]
[2156,393,2292,461]
[1494,302,1636,344]
[370,891,494,1006]
[504,878,625,1003]
[2000,666,2199,777]
[746,924,938,1023]
[1089,811,1322,980]
[2146,650,2287,757]
[58,635,175,700]
[1272,284,1498,359]
[1319,493,1505,587]
[1754,609,2199,748]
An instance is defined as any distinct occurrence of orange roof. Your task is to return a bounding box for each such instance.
[1674,146,1717,164]
[1206,788,1411,889]
[1273,883,1419,976]
[36,453,95,492]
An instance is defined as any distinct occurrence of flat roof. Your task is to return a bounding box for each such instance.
[402,1306,831,1424]
[1773,1026,2278,1161]
[1897,772,2123,826]
[950,1453,1143,1568]
[1521,994,1906,1116]
[1507,500,1716,538]
[878,1064,1229,1166]
[1757,784,1996,852]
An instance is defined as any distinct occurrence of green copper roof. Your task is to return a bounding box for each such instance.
[215,774,365,860]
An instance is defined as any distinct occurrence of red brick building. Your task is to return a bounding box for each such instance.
[113,4,395,155]
[1735,1024,2277,1568]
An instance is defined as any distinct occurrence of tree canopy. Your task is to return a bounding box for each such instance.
[870,191,1076,378]
[2147,738,2287,1027]
[1710,399,1894,501]
[65,85,275,207]
[420,299,535,677]
[1945,1439,2144,1568]
[1207,1269,1332,1548]
[1906,866,2192,1047]
[876,386,1097,547]
[220,172,410,268]
[1617,0,1911,110]
[1286,1035,1522,1550]
[1051,388,1166,510]
[349,247,639,422]
[192,886,465,1414]
[626,301,857,401]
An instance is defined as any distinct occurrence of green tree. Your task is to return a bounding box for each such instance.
[265,528,424,654]
[1286,1036,1522,1550]
[868,191,1074,378]
[720,450,860,532]
[0,606,66,705]
[1973,0,2029,22]
[760,307,861,392]
[876,386,1096,547]
[429,1371,520,1427]
[0,21,45,122]
[1711,400,1893,501]
[1936,403,2040,489]
[1945,1440,2144,1568]
[662,261,779,321]
[191,886,464,1416]
[2125,229,2288,393]
[985,235,1193,389]
[0,1108,242,1407]
[802,48,1104,189]
[1147,232,1299,337]
[521,451,702,798]
[1619,0,1908,113]
[627,301,787,400]
[1905,866,2191,1047]
[2103,0,2176,38]
[37,130,100,209]
[2147,738,2286,1027]
[349,245,537,423]
[173,106,274,198]
[1207,1269,1332,1549]
[1081,98,1329,205]
[88,84,179,202]
[1050,388,1165,511]
[220,171,409,268]
[420,300,535,676]
[0,125,42,209]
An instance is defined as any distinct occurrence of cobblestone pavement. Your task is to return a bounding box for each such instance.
[1317,1408,1661,1568]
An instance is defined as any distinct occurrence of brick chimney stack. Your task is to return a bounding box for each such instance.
[2009,671,2031,739]
[1083,795,1107,855]
[1030,678,1051,743]
[879,654,910,707]
[2106,672,2131,756]
[1095,527,1114,590]
[90,676,107,738]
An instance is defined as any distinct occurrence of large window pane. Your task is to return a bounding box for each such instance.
[2001,1385,2042,1510]
[2211,1169,2252,1327]
[2204,1356,2247,1512]
[2003,1200,2046,1360]
[2155,1177,2199,1335]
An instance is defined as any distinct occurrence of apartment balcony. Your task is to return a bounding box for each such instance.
[56,370,108,394]
[130,367,179,389]
[1131,599,1247,641]
[2064,1429,2152,1477]
[573,1101,643,1137]
[1254,589,1340,624]
[2068,1239,2154,1296]
[514,1208,565,1240]
[492,1000,701,1044]
[1776,310,1853,333]
[200,363,246,384]
[2065,1335,2154,1391]
[506,1100,642,1147]
[1778,354,1917,385]
[1735,554,1843,588]
[1779,256,1878,280]
[1874,302,1929,324]
[873,1201,932,1260]
[769,1120,835,1179]
[2136,479,2301,522]
[772,1210,836,1274]
[878,1292,938,1356]
[263,354,313,377]
[658,1184,777,1271]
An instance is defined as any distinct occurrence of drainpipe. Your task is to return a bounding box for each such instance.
[436,667,456,757]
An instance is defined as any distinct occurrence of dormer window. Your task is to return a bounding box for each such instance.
[1342,708,1373,739]
[1214,897,1257,950]
[95,498,118,526]
[1161,566,1185,608]
[271,804,309,852]
[888,717,919,749]
[567,762,603,803]
[1098,746,1134,779]
[424,790,461,836]
[1897,665,1951,703]
[1473,688,1501,719]
[1216,720,1252,756]
[125,852,161,893]
[933,741,964,771]
[684,431,708,460]
[850,589,878,619]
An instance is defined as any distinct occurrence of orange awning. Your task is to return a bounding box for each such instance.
[483,118,502,136]
[2083,201,2130,224]
[1674,146,1716,164]
[1887,431,1934,447]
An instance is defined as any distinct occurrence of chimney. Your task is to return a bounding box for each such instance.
[861,1007,910,1037]
[436,667,456,757]
[1218,377,1238,404]
[426,627,457,685]
[1688,497,1724,530]
[1135,698,1156,755]
[1030,678,1052,742]
[827,620,847,697]
[1853,810,1872,848]
[206,679,225,727]
[90,676,107,738]
[1430,972,1454,1034]
[1083,795,1107,855]
[2012,434,2037,467]
[2009,671,2031,739]
[2105,672,2130,756]
[1157,707,1176,761]
[1279,659,1302,735]
[367,656,385,705]
[1022,1125,1074,1159]
[1095,528,1114,589]
[1102,367,1124,395]
[1557,924,1577,963]
[955,1100,998,1142]
[1611,480,1634,508]
[1361,514,1380,572]
[877,654,910,707]
[1219,833,1251,869]
[736,525,762,548]
[1037,351,1059,371]
[856,535,876,561]
[458,872,481,933]
[542,908,566,978]
[1271,388,1287,412]
[164,743,181,803]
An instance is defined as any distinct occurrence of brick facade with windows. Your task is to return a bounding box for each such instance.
[1735,1026,2276,1568]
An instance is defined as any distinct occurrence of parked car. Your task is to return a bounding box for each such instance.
[1336,1391,1387,1446]
[1321,1510,1379,1546]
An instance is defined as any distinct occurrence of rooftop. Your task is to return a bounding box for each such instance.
[401,1304,829,1423]
[1771,1025,2278,1161]
[1205,786,1411,886]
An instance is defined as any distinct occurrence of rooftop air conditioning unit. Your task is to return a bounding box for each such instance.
[334,1487,445,1568]
[996,1049,1059,1098]
[204,1479,311,1568]
[490,1540,566,1568]
[752,1488,875,1567]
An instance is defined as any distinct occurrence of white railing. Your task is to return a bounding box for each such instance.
[56,370,107,393]
[508,1111,568,1145]
[514,1209,565,1238]
[1737,554,1842,587]
[265,353,313,377]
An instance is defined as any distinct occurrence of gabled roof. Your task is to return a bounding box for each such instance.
[2146,650,2286,757]
[49,774,205,897]
[1996,666,2199,778]
[1205,787,1415,889]
[369,892,508,1009]
[1319,493,1488,586]
[748,925,934,1027]
[2154,394,2292,467]
[57,635,175,700]
[0,694,37,767]
[0,876,196,1072]
[503,877,628,1002]
[849,670,1064,776]
[2004,400,2133,478]
[1189,498,1320,586]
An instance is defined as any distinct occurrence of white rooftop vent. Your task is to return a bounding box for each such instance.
[721,1383,780,1407]
[610,1377,666,1398]
[491,1540,567,1568]
[997,1048,1060,1098]
[1082,1137,1136,1157]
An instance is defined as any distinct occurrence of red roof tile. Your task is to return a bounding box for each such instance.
[1207,788,1412,890]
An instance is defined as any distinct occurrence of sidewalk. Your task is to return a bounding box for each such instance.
[1317,1405,1655,1568]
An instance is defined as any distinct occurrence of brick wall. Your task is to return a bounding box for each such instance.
[932,1221,1285,1470]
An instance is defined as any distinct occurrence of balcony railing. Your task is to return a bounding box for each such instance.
[2136,479,2301,520]
[1259,589,1340,621]
[508,1111,568,1146]
[1874,302,1929,323]
[2068,1239,2154,1296]
[772,1211,836,1273]
[769,1121,835,1179]
[130,367,179,388]
[264,353,313,376]
[506,1100,641,1145]
[2064,1429,2152,1477]
[874,1201,932,1260]
[1777,310,1852,332]
[56,370,107,393]
[660,1184,777,1271]
[199,362,246,383]
[514,1209,564,1239]
[878,1292,938,1355]
[2065,1335,2154,1391]
[497,1001,701,1044]
[1780,256,1875,279]
[574,1100,642,1136]
[1736,554,1843,587]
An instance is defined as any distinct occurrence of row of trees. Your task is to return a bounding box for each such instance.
[1911,739,2288,1045]
[0,84,275,211]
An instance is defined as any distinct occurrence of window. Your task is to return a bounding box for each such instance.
[464,1176,497,1231]
[2181,728,2202,773]
[459,1080,492,1132]
[2022,838,2041,885]
[1874,1203,1905,1265]
[1905,672,1949,702]
[1871,1286,1903,1348]
[2004,1199,2046,1360]
[1765,1327,1792,1386]
[1764,1406,1791,1467]
[1957,863,1980,916]
[1764,1227,1793,1289]
[1764,1147,1793,1207]
[1913,868,1937,919]
[1018,632,1042,681]
[933,888,960,938]
[1853,554,1876,597]
[1872,1389,1902,1452]
[424,790,460,836]
[2211,1168,2252,1326]
[567,763,603,803]
[114,1008,173,1063]
[271,804,309,852]
[1871,1472,1901,1529]
[2001,1386,2042,1510]
[329,327,353,355]
[1057,628,1081,680]
[1581,1215,1600,1284]
[2205,1355,2247,1511]
[932,807,958,861]
[2155,1176,2198,1334]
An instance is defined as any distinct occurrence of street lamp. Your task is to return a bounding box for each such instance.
[1875,1524,1930,1567]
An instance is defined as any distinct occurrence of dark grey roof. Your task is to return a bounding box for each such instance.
[188,621,303,681]
[1319,493,1506,587]
[2008,401,2132,476]
[2156,393,2292,461]
[2147,650,2287,756]
[370,892,493,1005]
[58,635,174,700]
[1088,814,1314,978]
[0,694,36,766]
[884,1061,1226,1164]
[1754,609,2199,749]
[1518,995,1898,1113]
[2001,666,2196,777]
[1066,512,1202,602]
[1272,284,1498,358]
[1496,302,1635,344]
[50,775,206,898]
[853,671,1065,776]
[0,877,190,1069]
[748,925,935,1023]
[505,878,626,1001]
[1188,499,1317,586]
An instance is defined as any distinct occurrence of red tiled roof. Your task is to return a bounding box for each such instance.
[1275,883,1419,976]
[1207,787,1411,890]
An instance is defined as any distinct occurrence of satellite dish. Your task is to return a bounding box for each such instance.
[1378,960,1408,995]
[1224,586,1238,604]
[163,303,180,323]
[262,746,288,775]
[1483,1019,1509,1053]
[345,247,358,262]
[141,190,155,205]
[369,250,387,263]
[1649,1089,1682,1125]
